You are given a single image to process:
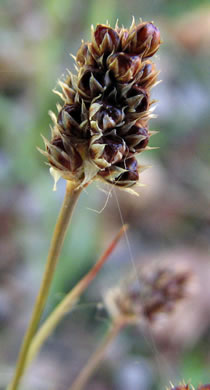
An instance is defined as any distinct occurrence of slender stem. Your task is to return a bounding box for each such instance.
[26,225,127,368]
[70,319,126,390]
[7,181,82,390]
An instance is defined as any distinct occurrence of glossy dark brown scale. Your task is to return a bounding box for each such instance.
[126,86,149,113]
[51,136,66,151]
[76,43,95,67]
[125,125,149,151]
[90,135,127,165]
[107,53,141,82]
[103,138,125,163]
[94,25,120,54]
[50,137,83,172]
[57,104,83,139]
[114,157,139,184]
[76,43,88,66]
[137,61,157,88]
[124,22,160,57]
[92,102,124,131]
[99,158,139,186]
[78,67,104,98]
[58,104,81,126]
[70,150,83,171]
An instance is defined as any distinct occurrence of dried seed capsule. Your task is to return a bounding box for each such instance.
[126,86,149,113]
[89,135,127,169]
[90,101,125,132]
[123,22,161,58]
[136,60,158,88]
[100,157,139,187]
[78,67,105,100]
[124,123,149,152]
[107,53,141,83]
[118,27,129,47]
[91,24,120,57]
[57,104,82,137]
[46,136,83,174]
[116,157,139,184]
[76,42,96,67]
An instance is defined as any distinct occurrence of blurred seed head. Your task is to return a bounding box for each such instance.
[40,19,161,190]
[167,384,191,390]
[168,383,210,390]
[104,263,192,324]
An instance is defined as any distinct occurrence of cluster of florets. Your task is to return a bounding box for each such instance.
[41,19,161,189]
[104,265,190,323]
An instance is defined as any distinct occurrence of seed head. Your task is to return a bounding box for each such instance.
[104,264,191,323]
[168,384,210,390]
[167,384,191,390]
[40,19,161,190]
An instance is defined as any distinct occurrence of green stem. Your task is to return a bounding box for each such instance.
[25,225,127,368]
[70,319,126,390]
[7,181,82,390]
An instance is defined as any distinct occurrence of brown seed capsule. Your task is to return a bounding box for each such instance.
[78,66,105,100]
[198,386,210,390]
[92,24,120,57]
[101,156,139,187]
[118,157,139,183]
[123,22,161,58]
[57,104,82,137]
[119,28,129,48]
[136,60,158,88]
[89,135,127,168]
[47,136,83,173]
[90,101,125,132]
[107,52,142,83]
[126,86,149,114]
[124,123,149,152]
[76,42,96,67]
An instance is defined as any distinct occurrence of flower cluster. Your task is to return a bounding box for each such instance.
[104,265,190,323]
[40,19,161,189]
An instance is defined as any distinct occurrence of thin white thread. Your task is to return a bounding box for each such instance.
[113,187,172,385]
[113,188,140,283]
[87,185,113,214]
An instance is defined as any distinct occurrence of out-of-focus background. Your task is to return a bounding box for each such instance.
[1,0,210,389]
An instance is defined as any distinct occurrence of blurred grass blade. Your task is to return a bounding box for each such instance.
[26,224,128,367]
